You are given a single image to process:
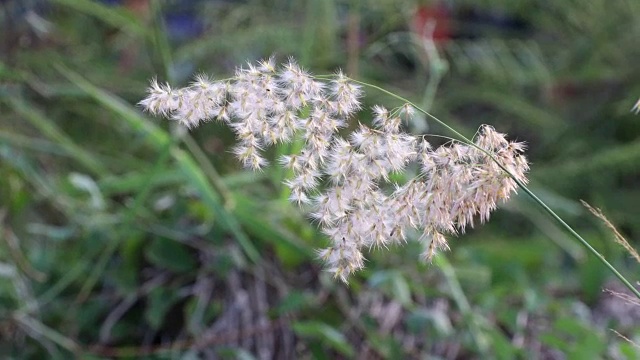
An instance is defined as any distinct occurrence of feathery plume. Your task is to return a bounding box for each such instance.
[140,58,529,281]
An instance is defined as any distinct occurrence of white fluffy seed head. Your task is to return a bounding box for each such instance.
[139,79,177,116]
[141,58,529,282]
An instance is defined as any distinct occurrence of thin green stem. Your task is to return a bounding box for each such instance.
[350,77,640,300]
[515,179,640,300]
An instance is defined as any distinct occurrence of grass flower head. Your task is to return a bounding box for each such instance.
[140,58,529,282]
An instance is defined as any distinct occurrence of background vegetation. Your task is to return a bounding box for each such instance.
[1,0,639,358]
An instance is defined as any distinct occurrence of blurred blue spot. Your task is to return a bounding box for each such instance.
[98,0,204,41]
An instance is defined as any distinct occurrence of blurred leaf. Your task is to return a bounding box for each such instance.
[579,251,609,304]
[618,340,640,359]
[216,347,258,360]
[0,129,69,156]
[445,39,552,84]
[485,328,519,360]
[185,297,221,335]
[363,331,404,359]
[445,85,566,131]
[26,224,76,242]
[513,196,585,261]
[111,260,139,292]
[99,170,183,195]
[302,0,339,67]
[453,264,492,291]
[232,195,314,267]
[145,286,180,331]
[276,291,313,315]
[0,146,72,214]
[292,321,355,357]
[6,98,107,176]
[68,172,105,210]
[51,0,149,38]
[368,270,412,307]
[146,238,197,273]
[175,25,298,65]
[55,64,261,263]
[540,317,607,359]
[536,139,640,180]
[406,308,453,336]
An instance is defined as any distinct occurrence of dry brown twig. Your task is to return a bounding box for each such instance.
[580,200,640,263]
[581,200,640,349]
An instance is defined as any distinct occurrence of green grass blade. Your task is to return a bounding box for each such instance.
[442,85,566,131]
[54,64,260,264]
[6,98,107,176]
[149,0,174,80]
[76,144,173,303]
[435,255,490,356]
[0,129,69,156]
[171,148,261,263]
[50,0,149,38]
[535,139,640,179]
[232,194,315,260]
[99,170,184,195]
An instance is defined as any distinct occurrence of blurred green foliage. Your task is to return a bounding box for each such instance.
[1,0,639,358]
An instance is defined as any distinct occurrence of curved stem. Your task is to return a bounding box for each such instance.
[350,77,640,300]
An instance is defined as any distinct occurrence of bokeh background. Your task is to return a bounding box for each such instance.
[1,0,640,358]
